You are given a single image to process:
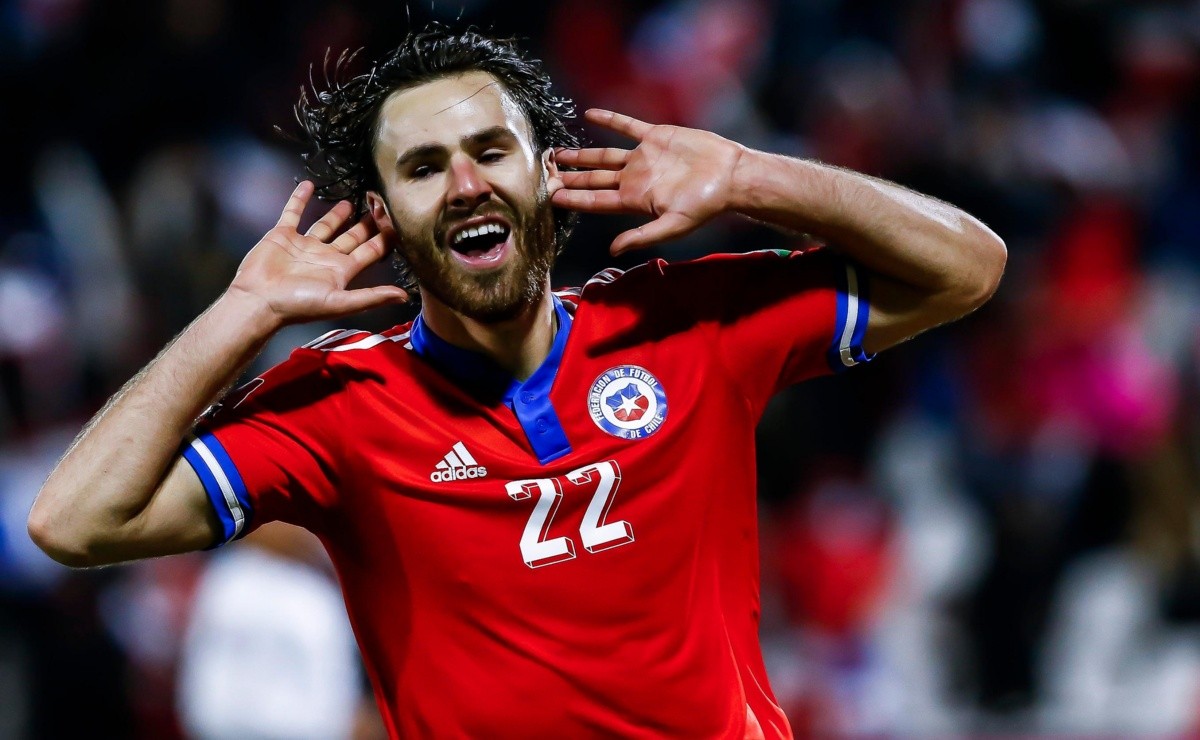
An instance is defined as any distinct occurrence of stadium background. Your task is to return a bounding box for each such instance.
[2,0,1200,736]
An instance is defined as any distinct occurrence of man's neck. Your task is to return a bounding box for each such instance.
[419,284,556,381]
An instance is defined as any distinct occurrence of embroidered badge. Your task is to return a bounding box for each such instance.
[587,365,668,439]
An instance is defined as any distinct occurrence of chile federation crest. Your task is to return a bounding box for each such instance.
[587,365,668,439]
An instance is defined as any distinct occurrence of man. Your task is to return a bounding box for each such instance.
[28,27,1005,739]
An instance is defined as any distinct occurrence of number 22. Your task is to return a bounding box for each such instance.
[505,460,634,568]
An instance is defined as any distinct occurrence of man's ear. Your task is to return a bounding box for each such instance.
[542,148,563,196]
[366,191,397,236]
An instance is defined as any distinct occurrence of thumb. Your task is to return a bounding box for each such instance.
[611,212,694,256]
[323,285,410,317]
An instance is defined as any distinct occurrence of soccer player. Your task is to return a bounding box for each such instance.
[28,27,1005,739]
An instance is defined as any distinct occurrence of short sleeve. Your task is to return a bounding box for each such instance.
[660,248,873,413]
[180,347,349,547]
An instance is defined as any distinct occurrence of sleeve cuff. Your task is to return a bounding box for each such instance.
[827,260,875,373]
[181,430,253,548]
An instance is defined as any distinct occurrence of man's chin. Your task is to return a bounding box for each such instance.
[461,302,532,324]
[452,284,544,324]
[417,271,540,324]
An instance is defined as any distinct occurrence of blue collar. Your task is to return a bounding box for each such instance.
[408,296,574,464]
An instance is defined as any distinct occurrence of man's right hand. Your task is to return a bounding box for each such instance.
[28,180,410,567]
[227,181,409,329]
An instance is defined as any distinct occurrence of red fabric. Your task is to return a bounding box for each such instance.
[198,250,850,738]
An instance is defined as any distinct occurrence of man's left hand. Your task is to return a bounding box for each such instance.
[552,109,744,255]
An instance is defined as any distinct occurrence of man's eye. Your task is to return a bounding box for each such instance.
[411,165,438,179]
[479,151,505,163]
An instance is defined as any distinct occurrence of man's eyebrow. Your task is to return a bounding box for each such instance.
[395,127,519,168]
[468,125,520,144]
[395,143,444,168]
[467,126,518,145]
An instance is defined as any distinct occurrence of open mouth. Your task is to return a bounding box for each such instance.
[448,219,512,266]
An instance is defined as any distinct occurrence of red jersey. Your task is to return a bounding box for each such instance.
[182,249,872,739]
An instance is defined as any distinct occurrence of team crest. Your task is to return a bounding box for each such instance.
[587,365,668,439]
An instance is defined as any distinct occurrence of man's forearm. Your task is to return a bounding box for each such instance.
[28,290,280,561]
[728,150,1006,305]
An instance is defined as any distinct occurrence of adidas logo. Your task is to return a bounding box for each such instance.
[430,442,488,483]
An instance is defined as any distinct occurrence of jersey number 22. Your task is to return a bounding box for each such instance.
[505,460,634,568]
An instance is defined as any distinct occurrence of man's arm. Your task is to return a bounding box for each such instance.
[27,182,407,567]
[551,109,1006,352]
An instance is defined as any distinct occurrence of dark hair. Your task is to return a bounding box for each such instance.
[292,25,580,293]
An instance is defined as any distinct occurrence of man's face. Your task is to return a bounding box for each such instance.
[368,71,559,323]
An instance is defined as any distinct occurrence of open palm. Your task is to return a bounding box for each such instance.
[552,109,745,255]
[228,181,408,325]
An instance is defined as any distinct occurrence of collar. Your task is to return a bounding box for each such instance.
[409,294,573,405]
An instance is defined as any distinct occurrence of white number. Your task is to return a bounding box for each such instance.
[505,478,576,569]
[570,462,634,553]
[506,460,634,568]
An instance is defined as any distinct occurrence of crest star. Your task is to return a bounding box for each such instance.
[606,382,640,410]
[616,395,643,415]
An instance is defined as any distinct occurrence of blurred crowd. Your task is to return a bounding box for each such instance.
[2,0,1199,736]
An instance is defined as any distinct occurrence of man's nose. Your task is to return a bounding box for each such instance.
[446,156,492,211]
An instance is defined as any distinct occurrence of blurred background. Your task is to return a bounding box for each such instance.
[2,0,1199,736]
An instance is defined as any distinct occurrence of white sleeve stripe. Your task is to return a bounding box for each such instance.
[839,264,862,368]
[187,434,246,538]
[302,328,345,348]
[326,333,389,352]
[304,329,362,349]
[584,267,623,288]
[312,329,366,349]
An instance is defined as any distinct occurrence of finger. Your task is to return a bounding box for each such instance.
[559,170,621,190]
[306,200,354,242]
[323,285,410,316]
[554,147,630,170]
[611,212,695,255]
[585,109,653,141]
[550,189,639,214]
[346,233,393,271]
[277,181,314,229]
[331,216,375,254]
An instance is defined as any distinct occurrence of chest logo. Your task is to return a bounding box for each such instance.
[430,441,488,482]
[587,365,668,440]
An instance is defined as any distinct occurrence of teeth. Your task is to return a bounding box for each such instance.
[452,222,509,245]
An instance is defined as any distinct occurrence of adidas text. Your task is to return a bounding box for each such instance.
[431,466,488,483]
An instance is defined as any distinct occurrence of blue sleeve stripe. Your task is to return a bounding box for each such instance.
[180,437,234,545]
[196,430,252,525]
[180,431,251,545]
[827,262,876,372]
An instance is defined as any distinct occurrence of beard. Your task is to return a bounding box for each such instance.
[388,187,558,324]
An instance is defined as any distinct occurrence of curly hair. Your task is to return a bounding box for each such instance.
[291,25,581,295]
